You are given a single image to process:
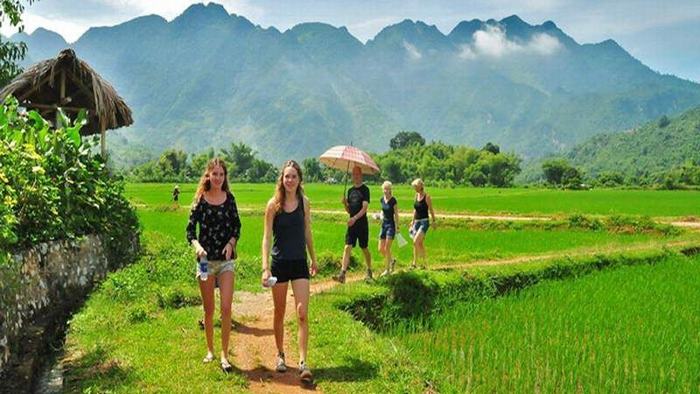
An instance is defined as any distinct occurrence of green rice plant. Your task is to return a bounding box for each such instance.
[126,183,700,217]
[396,254,700,393]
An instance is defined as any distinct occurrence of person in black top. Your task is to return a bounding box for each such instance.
[334,165,372,283]
[378,181,399,276]
[262,160,318,383]
[410,178,436,269]
[172,184,180,202]
[186,158,241,373]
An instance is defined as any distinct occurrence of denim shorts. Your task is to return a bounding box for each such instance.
[379,221,396,239]
[411,218,430,236]
[195,260,235,279]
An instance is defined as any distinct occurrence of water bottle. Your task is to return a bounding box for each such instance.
[263,276,278,288]
[199,256,209,281]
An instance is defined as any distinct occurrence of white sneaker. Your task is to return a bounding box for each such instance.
[276,352,287,372]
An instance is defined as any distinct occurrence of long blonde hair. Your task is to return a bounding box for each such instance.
[193,157,230,204]
[273,160,304,214]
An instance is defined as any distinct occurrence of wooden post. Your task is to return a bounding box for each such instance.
[100,122,106,158]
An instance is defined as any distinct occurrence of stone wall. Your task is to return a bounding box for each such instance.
[0,233,139,377]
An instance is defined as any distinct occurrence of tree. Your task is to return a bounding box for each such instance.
[482,142,500,154]
[542,158,571,185]
[381,156,403,183]
[1,0,37,86]
[561,166,583,188]
[245,159,276,183]
[188,148,215,178]
[158,149,188,176]
[302,157,322,182]
[222,142,255,177]
[597,171,624,187]
[390,131,425,150]
[658,115,670,128]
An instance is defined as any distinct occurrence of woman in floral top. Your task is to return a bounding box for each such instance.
[186,157,241,372]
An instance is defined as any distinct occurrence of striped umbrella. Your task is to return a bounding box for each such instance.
[319,145,380,194]
[319,145,380,175]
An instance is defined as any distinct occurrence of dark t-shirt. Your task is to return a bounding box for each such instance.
[381,196,397,224]
[347,184,370,220]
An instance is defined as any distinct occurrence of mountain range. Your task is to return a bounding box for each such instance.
[10,2,700,167]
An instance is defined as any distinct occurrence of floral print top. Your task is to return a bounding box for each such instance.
[186,191,241,261]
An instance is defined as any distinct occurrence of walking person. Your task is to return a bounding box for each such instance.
[378,181,399,276]
[186,158,241,373]
[410,178,435,269]
[334,165,372,283]
[172,184,180,202]
[261,160,318,384]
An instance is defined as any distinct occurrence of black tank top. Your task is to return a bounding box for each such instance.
[272,197,306,260]
[414,194,429,220]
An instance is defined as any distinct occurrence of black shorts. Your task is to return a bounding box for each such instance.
[345,218,369,249]
[271,258,310,283]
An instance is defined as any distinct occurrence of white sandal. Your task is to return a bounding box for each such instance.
[203,352,215,363]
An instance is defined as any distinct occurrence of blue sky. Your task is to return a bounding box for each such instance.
[6,0,700,82]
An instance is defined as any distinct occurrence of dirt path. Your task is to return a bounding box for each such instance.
[230,238,699,393]
[231,275,368,394]
[244,207,700,229]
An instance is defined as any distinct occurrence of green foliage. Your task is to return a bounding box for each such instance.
[566,106,700,187]
[341,248,677,331]
[389,131,425,150]
[301,157,322,182]
[0,0,37,85]
[0,96,138,259]
[399,254,700,392]
[128,142,277,183]
[542,158,584,188]
[374,141,521,187]
[481,142,500,154]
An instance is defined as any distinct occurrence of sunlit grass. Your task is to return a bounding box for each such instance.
[126,183,700,217]
[397,254,700,393]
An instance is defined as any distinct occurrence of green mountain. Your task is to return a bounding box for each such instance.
[566,106,700,179]
[11,3,700,167]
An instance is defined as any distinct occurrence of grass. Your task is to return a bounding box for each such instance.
[135,201,681,277]
[395,254,700,393]
[59,183,700,392]
[126,183,700,217]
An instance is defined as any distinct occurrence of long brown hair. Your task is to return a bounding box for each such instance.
[193,157,230,204]
[273,160,304,214]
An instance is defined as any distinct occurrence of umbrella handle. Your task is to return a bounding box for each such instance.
[343,159,350,198]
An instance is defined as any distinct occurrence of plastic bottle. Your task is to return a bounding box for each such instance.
[199,256,209,281]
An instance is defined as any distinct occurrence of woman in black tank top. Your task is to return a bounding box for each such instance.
[261,160,317,383]
[410,178,436,269]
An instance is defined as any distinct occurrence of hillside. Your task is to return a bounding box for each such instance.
[10,3,700,166]
[566,106,700,178]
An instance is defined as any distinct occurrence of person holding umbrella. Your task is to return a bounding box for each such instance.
[319,145,379,284]
[334,165,373,283]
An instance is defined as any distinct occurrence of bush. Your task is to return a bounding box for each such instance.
[0,96,139,263]
[316,251,358,276]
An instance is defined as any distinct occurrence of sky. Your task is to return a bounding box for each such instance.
[3,0,700,82]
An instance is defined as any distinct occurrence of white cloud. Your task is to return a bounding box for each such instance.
[460,24,561,59]
[528,32,561,54]
[403,40,422,60]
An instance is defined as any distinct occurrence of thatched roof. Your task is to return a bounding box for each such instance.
[0,48,133,135]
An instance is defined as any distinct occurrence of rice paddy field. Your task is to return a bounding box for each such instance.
[126,183,700,218]
[396,254,700,393]
[59,183,700,392]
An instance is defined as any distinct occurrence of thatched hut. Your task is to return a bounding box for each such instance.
[0,48,133,156]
